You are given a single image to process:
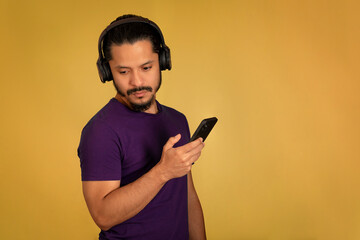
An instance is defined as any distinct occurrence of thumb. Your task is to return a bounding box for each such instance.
[163,134,181,151]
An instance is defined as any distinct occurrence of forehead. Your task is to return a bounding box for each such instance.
[110,39,157,64]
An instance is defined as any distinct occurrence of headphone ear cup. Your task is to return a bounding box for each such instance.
[97,58,113,82]
[158,49,166,71]
[103,62,113,81]
[159,46,171,71]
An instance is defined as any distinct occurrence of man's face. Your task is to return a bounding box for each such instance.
[108,39,161,113]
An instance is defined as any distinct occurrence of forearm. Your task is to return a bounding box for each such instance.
[188,198,206,239]
[93,166,166,230]
[188,173,206,240]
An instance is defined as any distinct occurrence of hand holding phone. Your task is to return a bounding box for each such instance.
[190,117,218,142]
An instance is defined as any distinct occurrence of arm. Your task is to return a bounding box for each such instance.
[82,167,165,231]
[188,171,207,240]
[82,134,204,231]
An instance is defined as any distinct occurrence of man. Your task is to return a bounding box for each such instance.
[78,14,206,240]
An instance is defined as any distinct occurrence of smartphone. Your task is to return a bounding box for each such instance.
[190,117,218,142]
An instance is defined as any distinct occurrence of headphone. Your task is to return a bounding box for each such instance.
[96,16,172,83]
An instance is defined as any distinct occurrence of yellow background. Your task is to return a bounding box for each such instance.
[1,0,359,239]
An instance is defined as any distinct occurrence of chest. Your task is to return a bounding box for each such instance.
[116,117,189,185]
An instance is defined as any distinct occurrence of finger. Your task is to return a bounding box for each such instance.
[189,151,202,164]
[178,137,204,153]
[184,141,205,160]
[163,134,181,151]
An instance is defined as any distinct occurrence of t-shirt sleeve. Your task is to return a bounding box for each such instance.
[78,119,122,181]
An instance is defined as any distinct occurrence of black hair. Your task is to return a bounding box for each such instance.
[103,14,161,62]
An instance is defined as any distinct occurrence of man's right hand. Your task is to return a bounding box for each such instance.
[156,134,205,182]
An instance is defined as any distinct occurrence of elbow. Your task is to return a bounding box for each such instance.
[98,223,111,232]
[89,202,128,231]
[100,225,111,232]
[92,213,113,231]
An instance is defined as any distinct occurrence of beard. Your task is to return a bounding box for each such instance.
[113,74,162,112]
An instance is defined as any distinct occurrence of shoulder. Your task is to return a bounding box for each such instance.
[78,99,124,163]
[159,102,190,130]
[82,98,128,133]
[160,103,187,121]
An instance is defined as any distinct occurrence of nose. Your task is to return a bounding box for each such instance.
[129,70,143,87]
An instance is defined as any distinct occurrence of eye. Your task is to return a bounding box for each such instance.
[119,70,128,75]
[143,66,152,71]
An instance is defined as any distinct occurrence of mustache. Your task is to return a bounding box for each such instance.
[127,86,153,96]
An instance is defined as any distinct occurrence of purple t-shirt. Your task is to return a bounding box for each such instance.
[78,98,190,240]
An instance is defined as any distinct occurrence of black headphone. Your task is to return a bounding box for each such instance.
[96,16,172,83]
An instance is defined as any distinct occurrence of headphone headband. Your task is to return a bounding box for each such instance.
[97,16,172,83]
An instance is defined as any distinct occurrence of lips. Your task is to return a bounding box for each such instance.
[132,90,147,98]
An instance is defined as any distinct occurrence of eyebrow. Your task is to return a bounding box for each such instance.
[114,60,154,69]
